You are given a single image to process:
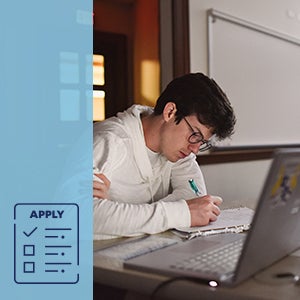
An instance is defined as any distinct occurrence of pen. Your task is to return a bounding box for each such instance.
[189,179,201,196]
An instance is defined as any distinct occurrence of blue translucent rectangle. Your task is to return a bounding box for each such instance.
[0,1,92,299]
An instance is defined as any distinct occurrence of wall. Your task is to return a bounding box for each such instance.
[93,0,159,107]
[200,160,272,209]
[93,0,135,36]
[134,0,160,106]
[189,0,300,209]
[189,0,300,74]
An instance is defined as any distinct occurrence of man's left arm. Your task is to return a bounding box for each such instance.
[160,154,207,202]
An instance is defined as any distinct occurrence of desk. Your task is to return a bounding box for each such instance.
[93,233,300,300]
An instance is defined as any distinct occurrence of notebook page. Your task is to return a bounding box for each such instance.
[175,207,254,233]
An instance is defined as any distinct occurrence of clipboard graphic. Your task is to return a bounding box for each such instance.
[14,203,79,284]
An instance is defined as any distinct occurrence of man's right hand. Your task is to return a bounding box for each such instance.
[93,173,111,199]
[186,195,223,227]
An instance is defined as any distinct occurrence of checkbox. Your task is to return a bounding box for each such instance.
[23,262,35,273]
[23,245,35,256]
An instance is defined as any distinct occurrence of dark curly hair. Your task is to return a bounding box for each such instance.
[153,73,236,139]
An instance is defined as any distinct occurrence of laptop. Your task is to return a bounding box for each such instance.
[125,148,300,286]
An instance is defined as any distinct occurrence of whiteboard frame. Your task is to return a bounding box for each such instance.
[207,9,300,77]
[206,8,300,148]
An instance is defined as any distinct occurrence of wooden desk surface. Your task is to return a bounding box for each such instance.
[93,234,300,300]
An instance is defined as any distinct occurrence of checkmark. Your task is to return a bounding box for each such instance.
[23,227,38,237]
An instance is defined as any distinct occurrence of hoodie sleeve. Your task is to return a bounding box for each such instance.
[92,155,203,240]
[141,155,207,233]
[93,198,190,240]
[160,154,207,202]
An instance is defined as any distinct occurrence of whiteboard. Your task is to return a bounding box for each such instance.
[207,9,300,147]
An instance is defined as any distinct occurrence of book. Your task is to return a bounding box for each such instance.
[173,207,255,240]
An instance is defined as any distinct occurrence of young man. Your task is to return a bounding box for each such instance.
[93,73,236,240]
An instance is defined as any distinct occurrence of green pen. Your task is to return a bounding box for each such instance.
[188,179,201,196]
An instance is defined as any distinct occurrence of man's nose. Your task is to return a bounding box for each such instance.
[188,143,201,154]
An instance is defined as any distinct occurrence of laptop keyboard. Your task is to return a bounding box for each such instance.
[170,237,244,276]
[95,235,178,261]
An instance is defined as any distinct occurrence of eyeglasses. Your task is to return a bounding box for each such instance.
[183,117,212,152]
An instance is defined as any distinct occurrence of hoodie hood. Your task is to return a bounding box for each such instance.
[116,105,156,182]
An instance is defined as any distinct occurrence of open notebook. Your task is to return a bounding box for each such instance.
[173,207,254,240]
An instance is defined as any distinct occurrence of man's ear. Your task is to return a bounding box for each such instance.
[163,102,177,121]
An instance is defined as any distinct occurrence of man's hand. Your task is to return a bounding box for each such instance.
[186,195,223,227]
[93,173,111,199]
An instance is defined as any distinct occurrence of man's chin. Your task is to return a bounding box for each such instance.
[161,153,177,163]
[169,156,182,163]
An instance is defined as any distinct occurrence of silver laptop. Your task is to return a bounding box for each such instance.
[125,148,300,286]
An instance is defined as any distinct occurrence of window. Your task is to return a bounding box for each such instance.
[93,54,105,121]
[93,31,131,121]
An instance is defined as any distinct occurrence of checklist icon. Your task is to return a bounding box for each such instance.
[14,203,79,284]
[23,245,35,256]
[23,262,35,273]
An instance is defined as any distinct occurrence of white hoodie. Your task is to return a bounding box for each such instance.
[93,105,207,239]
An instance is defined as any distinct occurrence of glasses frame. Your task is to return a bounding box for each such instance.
[183,117,212,152]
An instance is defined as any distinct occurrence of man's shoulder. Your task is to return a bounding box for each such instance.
[93,117,128,137]
[171,153,198,169]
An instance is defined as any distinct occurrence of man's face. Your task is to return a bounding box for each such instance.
[159,115,213,162]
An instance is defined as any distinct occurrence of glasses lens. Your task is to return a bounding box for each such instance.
[188,133,203,144]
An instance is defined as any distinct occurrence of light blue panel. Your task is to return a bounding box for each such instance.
[60,52,80,84]
[0,1,93,299]
[86,90,93,121]
[85,54,93,85]
[60,89,80,121]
